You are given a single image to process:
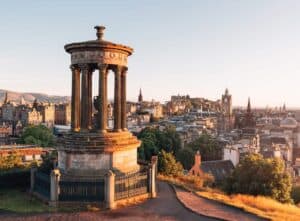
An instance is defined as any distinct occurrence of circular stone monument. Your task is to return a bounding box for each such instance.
[57,26,141,176]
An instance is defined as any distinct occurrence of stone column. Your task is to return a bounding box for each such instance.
[87,70,93,130]
[113,66,122,131]
[71,65,81,132]
[105,170,115,209]
[80,64,89,131]
[50,169,61,206]
[104,68,108,124]
[98,64,108,132]
[121,68,127,130]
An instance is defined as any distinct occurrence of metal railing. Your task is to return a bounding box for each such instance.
[115,170,149,200]
[59,177,105,202]
[34,171,50,199]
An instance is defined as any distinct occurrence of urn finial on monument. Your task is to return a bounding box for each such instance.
[94,25,106,40]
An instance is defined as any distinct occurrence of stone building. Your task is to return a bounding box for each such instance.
[223,145,240,166]
[27,108,43,125]
[1,92,15,121]
[220,88,234,132]
[189,151,234,183]
[126,101,137,116]
[15,104,30,123]
[0,123,13,137]
[40,103,55,127]
[55,103,71,125]
[139,101,163,119]
[222,89,232,117]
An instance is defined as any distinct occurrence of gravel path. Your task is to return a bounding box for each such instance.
[174,185,267,221]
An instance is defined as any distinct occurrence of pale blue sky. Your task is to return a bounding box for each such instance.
[0,0,300,107]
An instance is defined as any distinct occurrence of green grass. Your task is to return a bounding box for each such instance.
[0,188,55,213]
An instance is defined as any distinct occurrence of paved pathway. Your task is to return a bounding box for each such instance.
[0,182,218,221]
[0,182,266,221]
[174,185,266,221]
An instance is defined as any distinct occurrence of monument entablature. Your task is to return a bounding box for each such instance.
[65,26,133,66]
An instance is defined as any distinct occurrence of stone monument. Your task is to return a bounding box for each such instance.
[31,26,156,208]
[58,26,141,176]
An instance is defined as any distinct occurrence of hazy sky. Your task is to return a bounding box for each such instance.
[0,0,300,107]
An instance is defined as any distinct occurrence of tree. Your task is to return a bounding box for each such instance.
[158,150,183,177]
[137,126,181,161]
[187,134,222,161]
[138,137,158,161]
[176,147,195,170]
[38,151,57,174]
[223,153,292,203]
[19,125,54,147]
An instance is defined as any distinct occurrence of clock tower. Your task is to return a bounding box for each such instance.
[220,88,234,132]
[222,88,232,117]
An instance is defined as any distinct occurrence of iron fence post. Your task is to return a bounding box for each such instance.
[151,163,157,198]
[50,169,61,206]
[30,167,37,192]
[105,170,116,209]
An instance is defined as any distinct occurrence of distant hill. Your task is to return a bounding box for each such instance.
[0,89,70,104]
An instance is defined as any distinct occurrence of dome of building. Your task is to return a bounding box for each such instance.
[280,117,298,128]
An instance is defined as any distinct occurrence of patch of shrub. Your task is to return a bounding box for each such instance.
[292,186,300,205]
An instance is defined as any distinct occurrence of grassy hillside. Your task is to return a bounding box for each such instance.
[197,190,300,221]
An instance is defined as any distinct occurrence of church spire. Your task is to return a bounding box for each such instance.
[225,88,229,95]
[247,97,251,113]
[3,92,9,104]
[138,88,143,102]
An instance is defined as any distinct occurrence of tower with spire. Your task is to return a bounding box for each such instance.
[282,103,286,113]
[138,88,143,103]
[1,91,14,121]
[3,92,9,104]
[244,97,255,128]
[220,88,234,132]
[221,88,232,116]
[247,97,251,114]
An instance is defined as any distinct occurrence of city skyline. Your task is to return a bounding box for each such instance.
[1,1,300,107]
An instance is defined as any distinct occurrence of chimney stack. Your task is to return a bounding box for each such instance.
[195,151,201,167]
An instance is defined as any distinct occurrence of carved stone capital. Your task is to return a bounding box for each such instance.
[98,63,108,74]
[98,63,108,69]
[70,64,80,72]
[111,65,125,75]
[121,67,128,76]
[78,63,93,73]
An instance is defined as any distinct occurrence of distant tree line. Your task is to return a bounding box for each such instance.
[137,127,222,173]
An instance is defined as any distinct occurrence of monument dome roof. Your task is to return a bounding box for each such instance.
[64,26,133,55]
[280,117,298,128]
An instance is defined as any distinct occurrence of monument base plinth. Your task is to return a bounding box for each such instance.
[57,131,141,176]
